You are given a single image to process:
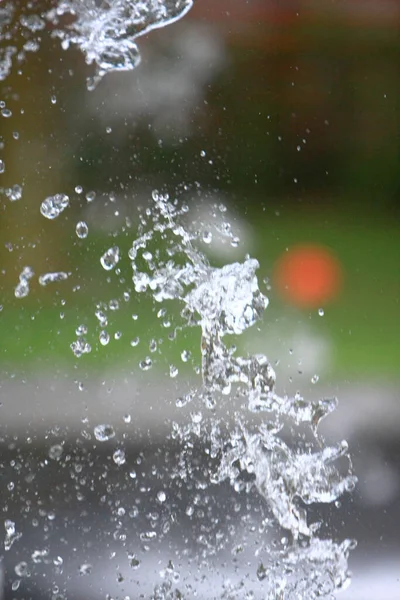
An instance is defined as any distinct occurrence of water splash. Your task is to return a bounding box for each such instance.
[1,1,193,89]
[126,192,356,598]
[47,0,193,89]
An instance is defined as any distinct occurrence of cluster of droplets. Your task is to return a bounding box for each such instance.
[40,193,70,220]
[0,3,17,82]
[14,266,34,299]
[70,323,91,358]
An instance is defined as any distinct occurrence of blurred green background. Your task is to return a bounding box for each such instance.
[0,0,399,385]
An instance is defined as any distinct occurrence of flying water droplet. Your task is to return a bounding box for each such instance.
[139,357,152,371]
[181,349,191,362]
[202,230,212,244]
[38,272,69,286]
[129,553,141,569]
[85,191,96,203]
[113,449,126,465]
[76,221,89,239]
[157,490,166,503]
[4,184,22,201]
[48,444,63,460]
[100,246,120,270]
[169,365,178,378]
[93,424,115,442]
[79,563,92,576]
[15,266,34,299]
[318,308,325,316]
[99,331,110,346]
[4,519,21,551]
[40,193,69,219]
[14,562,29,577]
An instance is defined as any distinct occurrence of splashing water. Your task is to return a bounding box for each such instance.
[47,0,193,89]
[125,192,356,598]
[0,0,192,88]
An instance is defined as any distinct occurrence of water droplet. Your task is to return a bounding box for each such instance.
[99,331,110,346]
[202,230,212,244]
[75,324,87,336]
[318,308,325,316]
[15,266,34,299]
[95,309,108,327]
[79,563,92,576]
[123,414,131,424]
[139,531,157,542]
[311,374,319,384]
[109,299,119,311]
[191,412,202,424]
[130,337,140,347]
[1,108,12,118]
[129,554,141,569]
[129,469,137,479]
[256,563,267,581]
[75,185,83,194]
[39,272,69,286]
[85,191,96,203]
[100,246,120,270]
[50,95,57,104]
[94,424,115,442]
[5,520,15,536]
[14,562,29,577]
[181,349,191,362]
[157,490,166,503]
[5,184,22,201]
[76,221,89,239]
[113,449,126,465]
[139,357,152,371]
[0,160,5,173]
[149,339,157,352]
[169,365,178,378]
[40,193,70,219]
[49,444,63,460]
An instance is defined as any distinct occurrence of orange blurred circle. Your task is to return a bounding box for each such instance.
[273,244,343,308]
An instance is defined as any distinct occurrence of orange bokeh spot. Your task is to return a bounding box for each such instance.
[273,244,343,308]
